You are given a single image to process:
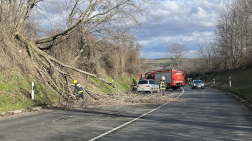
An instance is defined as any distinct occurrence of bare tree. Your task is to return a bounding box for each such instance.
[166,43,187,69]
[0,0,155,96]
[195,42,215,72]
[215,0,252,69]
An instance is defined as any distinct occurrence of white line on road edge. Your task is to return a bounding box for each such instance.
[89,88,185,141]
[177,87,184,98]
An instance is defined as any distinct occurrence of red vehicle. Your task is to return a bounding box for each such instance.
[138,73,144,80]
[144,69,185,90]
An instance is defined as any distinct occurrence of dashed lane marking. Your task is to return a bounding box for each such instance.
[89,87,185,141]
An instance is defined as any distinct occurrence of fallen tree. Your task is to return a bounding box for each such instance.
[0,0,154,97]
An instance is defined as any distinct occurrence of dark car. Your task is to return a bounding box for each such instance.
[191,80,205,89]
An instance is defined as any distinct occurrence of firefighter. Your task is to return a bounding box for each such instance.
[72,80,84,100]
[132,78,137,93]
[159,77,166,96]
[140,75,143,80]
[189,78,192,84]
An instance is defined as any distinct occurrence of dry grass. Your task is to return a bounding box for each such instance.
[0,25,36,75]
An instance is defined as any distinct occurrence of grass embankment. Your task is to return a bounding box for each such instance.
[0,71,58,113]
[0,70,134,113]
[201,66,252,103]
[88,76,133,94]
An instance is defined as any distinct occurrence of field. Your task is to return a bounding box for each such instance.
[142,58,173,70]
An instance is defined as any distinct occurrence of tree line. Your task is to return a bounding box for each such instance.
[193,0,252,75]
[215,0,252,69]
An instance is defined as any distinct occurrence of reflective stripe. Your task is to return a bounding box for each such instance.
[78,91,83,93]
[159,81,166,89]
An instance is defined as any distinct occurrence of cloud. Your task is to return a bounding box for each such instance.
[139,31,214,48]
[137,0,225,58]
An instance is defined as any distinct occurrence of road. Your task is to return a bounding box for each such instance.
[101,86,252,140]
[0,85,252,141]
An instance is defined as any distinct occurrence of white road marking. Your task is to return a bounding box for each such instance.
[177,87,184,98]
[89,87,185,141]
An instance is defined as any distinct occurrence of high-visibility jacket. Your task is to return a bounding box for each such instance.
[159,81,166,90]
[74,83,84,94]
[132,80,137,88]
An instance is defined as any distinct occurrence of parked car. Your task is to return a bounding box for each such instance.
[137,79,159,93]
[191,80,205,89]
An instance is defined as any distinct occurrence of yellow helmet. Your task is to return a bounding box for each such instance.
[73,80,77,84]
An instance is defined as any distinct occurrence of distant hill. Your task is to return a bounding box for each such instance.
[141,58,194,71]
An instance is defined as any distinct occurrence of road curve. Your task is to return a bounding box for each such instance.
[100,85,252,141]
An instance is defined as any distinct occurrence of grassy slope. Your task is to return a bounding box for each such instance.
[88,76,133,94]
[0,70,134,113]
[0,71,58,113]
[202,66,252,102]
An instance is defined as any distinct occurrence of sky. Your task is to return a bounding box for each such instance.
[34,0,226,59]
[137,0,226,58]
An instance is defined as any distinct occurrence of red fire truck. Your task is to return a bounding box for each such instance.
[143,69,185,90]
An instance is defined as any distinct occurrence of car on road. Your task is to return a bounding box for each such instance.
[191,80,205,89]
[137,79,159,93]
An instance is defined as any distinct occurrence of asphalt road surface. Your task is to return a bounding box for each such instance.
[0,85,252,141]
[101,86,252,141]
